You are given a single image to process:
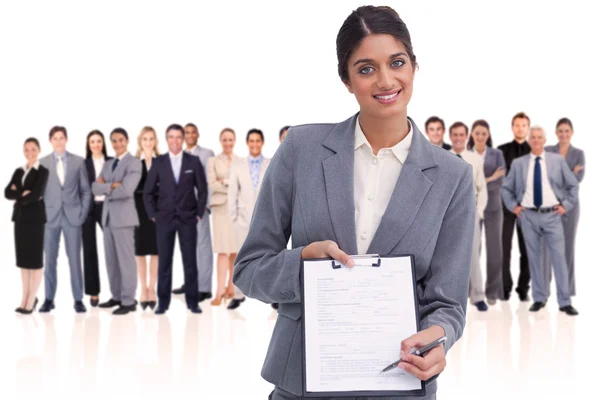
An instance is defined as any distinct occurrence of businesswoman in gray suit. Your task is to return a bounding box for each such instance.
[233,6,475,400]
[542,117,585,295]
[5,138,49,314]
[468,120,506,304]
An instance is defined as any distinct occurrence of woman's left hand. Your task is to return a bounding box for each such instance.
[21,190,31,197]
[398,325,446,380]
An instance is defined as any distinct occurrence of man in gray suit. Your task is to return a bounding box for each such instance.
[171,123,215,302]
[92,128,142,315]
[501,125,579,316]
[39,126,92,313]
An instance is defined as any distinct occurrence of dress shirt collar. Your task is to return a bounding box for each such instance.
[354,116,413,164]
[531,151,545,161]
[23,161,40,171]
[115,152,128,161]
[53,152,67,161]
[249,154,264,163]
[185,145,197,154]
[169,150,183,159]
[449,148,467,157]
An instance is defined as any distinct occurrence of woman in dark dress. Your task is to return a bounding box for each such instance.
[135,126,160,309]
[5,138,49,314]
[82,130,112,307]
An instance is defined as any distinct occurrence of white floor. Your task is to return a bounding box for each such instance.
[4,210,598,400]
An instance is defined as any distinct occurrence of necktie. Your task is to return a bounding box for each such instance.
[533,156,542,208]
[173,157,180,184]
[456,154,462,159]
[56,156,65,186]
[112,158,119,171]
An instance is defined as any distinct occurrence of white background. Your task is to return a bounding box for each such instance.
[1,1,598,399]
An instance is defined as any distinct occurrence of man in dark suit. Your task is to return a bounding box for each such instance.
[498,112,531,301]
[143,124,208,314]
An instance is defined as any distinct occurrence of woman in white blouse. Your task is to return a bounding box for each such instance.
[82,130,112,307]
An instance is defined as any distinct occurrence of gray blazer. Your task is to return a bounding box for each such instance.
[39,152,91,228]
[188,145,215,207]
[91,153,142,228]
[501,152,579,213]
[483,147,506,211]
[233,114,475,397]
[545,144,585,183]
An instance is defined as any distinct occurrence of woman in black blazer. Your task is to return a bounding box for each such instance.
[82,130,112,307]
[5,138,49,314]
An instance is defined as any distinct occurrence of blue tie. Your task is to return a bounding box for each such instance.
[112,158,119,171]
[533,156,542,208]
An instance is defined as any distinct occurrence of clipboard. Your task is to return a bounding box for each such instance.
[300,254,424,398]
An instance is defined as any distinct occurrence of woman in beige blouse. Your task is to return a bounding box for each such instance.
[207,128,241,306]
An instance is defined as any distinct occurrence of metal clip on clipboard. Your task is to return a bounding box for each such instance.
[331,254,381,269]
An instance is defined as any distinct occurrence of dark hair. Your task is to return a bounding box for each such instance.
[220,127,236,138]
[246,128,264,142]
[511,112,530,126]
[467,120,493,150]
[425,116,445,131]
[184,123,198,131]
[556,117,573,131]
[449,121,469,136]
[49,126,67,139]
[85,130,108,159]
[24,137,41,150]
[279,125,291,139]
[165,124,185,138]
[110,127,129,140]
[336,5,417,83]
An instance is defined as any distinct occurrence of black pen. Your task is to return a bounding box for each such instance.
[380,336,447,373]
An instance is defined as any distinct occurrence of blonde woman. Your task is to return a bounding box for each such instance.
[135,127,160,310]
[207,128,241,305]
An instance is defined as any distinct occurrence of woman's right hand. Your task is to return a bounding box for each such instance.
[491,167,505,181]
[10,184,16,191]
[301,240,354,267]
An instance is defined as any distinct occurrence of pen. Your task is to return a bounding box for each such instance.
[380,336,447,373]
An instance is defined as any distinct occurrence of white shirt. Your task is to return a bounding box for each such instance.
[451,149,488,220]
[354,118,413,255]
[522,152,560,208]
[92,156,106,202]
[22,161,40,184]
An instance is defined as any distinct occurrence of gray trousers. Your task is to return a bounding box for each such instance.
[542,203,579,296]
[469,218,485,303]
[483,208,504,300]
[44,211,84,301]
[269,387,435,400]
[519,209,571,307]
[196,212,213,293]
[103,226,137,306]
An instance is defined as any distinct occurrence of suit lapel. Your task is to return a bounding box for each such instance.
[366,120,435,255]
[86,158,94,183]
[22,168,36,189]
[178,153,189,185]
[321,115,358,255]
[522,154,531,190]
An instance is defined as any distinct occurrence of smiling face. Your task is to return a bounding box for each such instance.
[426,122,445,146]
[184,125,199,148]
[24,142,40,165]
[450,126,468,153]
[472,125,490,148]
[167,129,184,154]
[344,34,415,120]
[529,129,547,155]
[88,134,104,157]
[141,131,157,153]
[111,133,128,157]
[220,130,235,154]
[247,133,264,158]
[512,117,530,142]
[556,123,573,145]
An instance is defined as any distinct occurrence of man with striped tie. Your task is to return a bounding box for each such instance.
[501,125,579,315]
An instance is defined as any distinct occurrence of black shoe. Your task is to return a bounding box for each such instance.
[516,289,530,302]
[198,292,212,302]
[98,299,121,308]
[529,301,546,312]
[501,291,510,301]
[188,304,203,314]
[74,301,87,313]
[271,303,279,310]
[39,299,55,313]
[172,285,185,295]
[17,298,39,314]
[474,301,488,312]
[559,305,579,316]
[227,297,246,310]
[148,301,157,310]
[90,297,99,307]
[113,303,137,315]
[155,305,168,315]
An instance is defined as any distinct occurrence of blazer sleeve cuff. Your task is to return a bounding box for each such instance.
[420,317,455,354]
